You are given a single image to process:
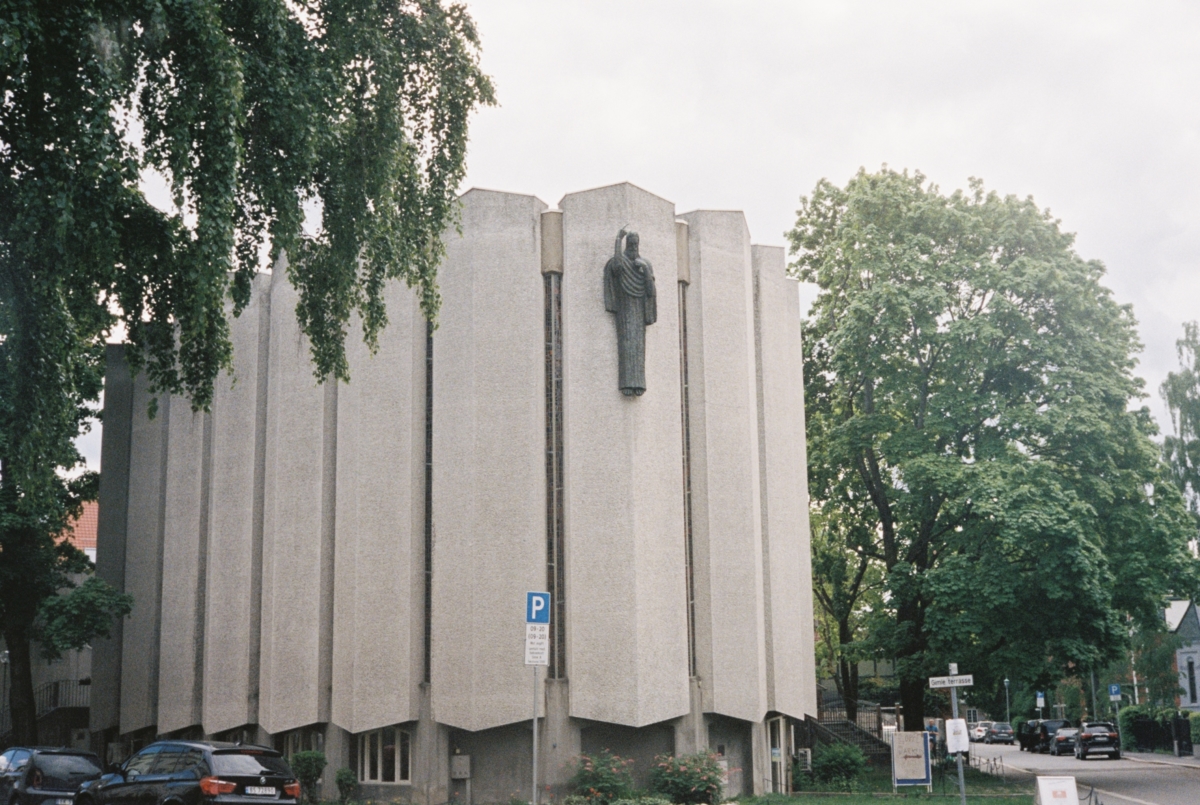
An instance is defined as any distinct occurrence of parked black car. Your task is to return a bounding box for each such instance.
[1018,718,1072,752]
[983,723,1014,744]
[0,747,104,805]
[1075,721,1121,760]
[76,742,300,805]
[1017,720,1041,751]
[1049,727,1079,756]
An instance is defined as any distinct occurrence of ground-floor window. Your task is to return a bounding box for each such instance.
[357,727,410,784]
[276,726,325,761]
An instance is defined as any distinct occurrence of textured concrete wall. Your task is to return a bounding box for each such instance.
[119,375,168,734]
[679,210,768,724]
[156,403,209,734]
[560,183,690,728]
[431,189,548,732]
[332,281,425,734]
[92,346,133,734]
[752,245,817,719]
[203,276,271,734]
[259,263,335,734]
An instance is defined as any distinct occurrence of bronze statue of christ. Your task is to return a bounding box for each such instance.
[604,228,657,396]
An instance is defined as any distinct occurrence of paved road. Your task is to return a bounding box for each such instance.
[972,743,1200,805]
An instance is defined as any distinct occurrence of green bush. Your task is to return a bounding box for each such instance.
[334,767,357,805]
[647,752,723,805]
[570,751,635,805]
[1117,705,1142,750]
[810,743,866,789]
[289,751,327,805]
[610,799,672,805]
[1191,711,1200,744]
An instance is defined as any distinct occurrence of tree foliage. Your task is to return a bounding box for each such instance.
[788,168,1199,730]
[1162,321,1200,528]
[1,0,493,743]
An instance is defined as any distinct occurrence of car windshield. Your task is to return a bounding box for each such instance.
[211,753,293,777]
[31,754,103,789]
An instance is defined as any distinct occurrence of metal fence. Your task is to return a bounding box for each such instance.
[0,679,90,736]
[1127,714,1193,755]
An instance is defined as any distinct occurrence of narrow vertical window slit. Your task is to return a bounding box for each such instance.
[678,282,697,676]
[545,273,566,679]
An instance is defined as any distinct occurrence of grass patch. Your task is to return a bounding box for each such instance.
[742,760,1033,802]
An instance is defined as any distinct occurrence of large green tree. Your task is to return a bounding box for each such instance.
[1161,321,1200,530]
[789,168,1198,730]
[0,0,493,743]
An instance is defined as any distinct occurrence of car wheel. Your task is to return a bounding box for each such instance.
[1079,750,1087,760]
[1113,751,1121,760]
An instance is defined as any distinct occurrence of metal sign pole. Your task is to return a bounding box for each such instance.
[950,685,966,805]
[532,666,539,805]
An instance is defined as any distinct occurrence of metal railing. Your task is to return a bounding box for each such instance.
[816,686,886,738]
[0,679,90,736]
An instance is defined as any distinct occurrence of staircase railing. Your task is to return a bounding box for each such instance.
[817,686,886,738]
[0,679,90,736]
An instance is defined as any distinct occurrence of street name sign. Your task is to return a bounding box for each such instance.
[1108,683,1121,703]
[929,674,973,689]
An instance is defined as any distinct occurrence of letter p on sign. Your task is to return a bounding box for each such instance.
[527,591,551,624]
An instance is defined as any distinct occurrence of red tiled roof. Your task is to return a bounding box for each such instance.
[62,500,98,551]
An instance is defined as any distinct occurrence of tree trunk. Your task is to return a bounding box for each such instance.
[899,674,925,733]
[838,616,859,723]
[3,621,37,745]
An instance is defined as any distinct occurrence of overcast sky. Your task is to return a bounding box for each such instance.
[459,0,1200,426]
[76,0,1200,469]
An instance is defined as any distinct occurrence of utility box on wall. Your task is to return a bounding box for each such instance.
[450,755,471,780]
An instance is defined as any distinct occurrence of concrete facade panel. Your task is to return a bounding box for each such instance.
[332,281,425,734]
[91,345,134,733]
[678,211,768,724]
[431,189,548,732]
[752,245,817,719]
[203,279,270,734]
[259,265,333,734]
[119,377,168,734]
[156,404,208,733]
[560,183,690,728]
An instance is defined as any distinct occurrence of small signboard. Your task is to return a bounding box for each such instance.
[1035,776,1079,805]
[891,731,932,790]
[525,591,551,667]
[946,719,969,754]
[1108,683,1122,702]
[1037,691,1046,708]
[929,674,974,689]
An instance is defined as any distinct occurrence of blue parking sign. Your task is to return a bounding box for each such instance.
[1108,683,1122,701]
[527,591,551,624]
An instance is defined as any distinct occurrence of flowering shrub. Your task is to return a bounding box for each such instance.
[647,752,723,805]
[570,751,635,804]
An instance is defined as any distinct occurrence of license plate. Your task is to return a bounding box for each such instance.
[57,799,73,805]
[1094,737,1107,742]
[246,787,276,796]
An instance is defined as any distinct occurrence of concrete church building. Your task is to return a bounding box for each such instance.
[91,183,817,803]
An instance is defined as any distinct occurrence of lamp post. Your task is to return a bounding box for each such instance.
[1004,678,1010,724]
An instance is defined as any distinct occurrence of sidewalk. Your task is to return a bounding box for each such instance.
[1123,749,1200,769]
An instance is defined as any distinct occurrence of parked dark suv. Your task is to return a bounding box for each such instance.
[0,747,104,805]
[983,723,1014,744]
[76,742,299,805]
[1075,721,1121,760]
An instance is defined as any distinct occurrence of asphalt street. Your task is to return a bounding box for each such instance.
[972,742,1200,805]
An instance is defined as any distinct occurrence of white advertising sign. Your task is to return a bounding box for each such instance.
[929,674,974,689]
[1035,776,1079,805]
[891,731,932,787]
[524,622,549,666]
[946,718,970,754]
